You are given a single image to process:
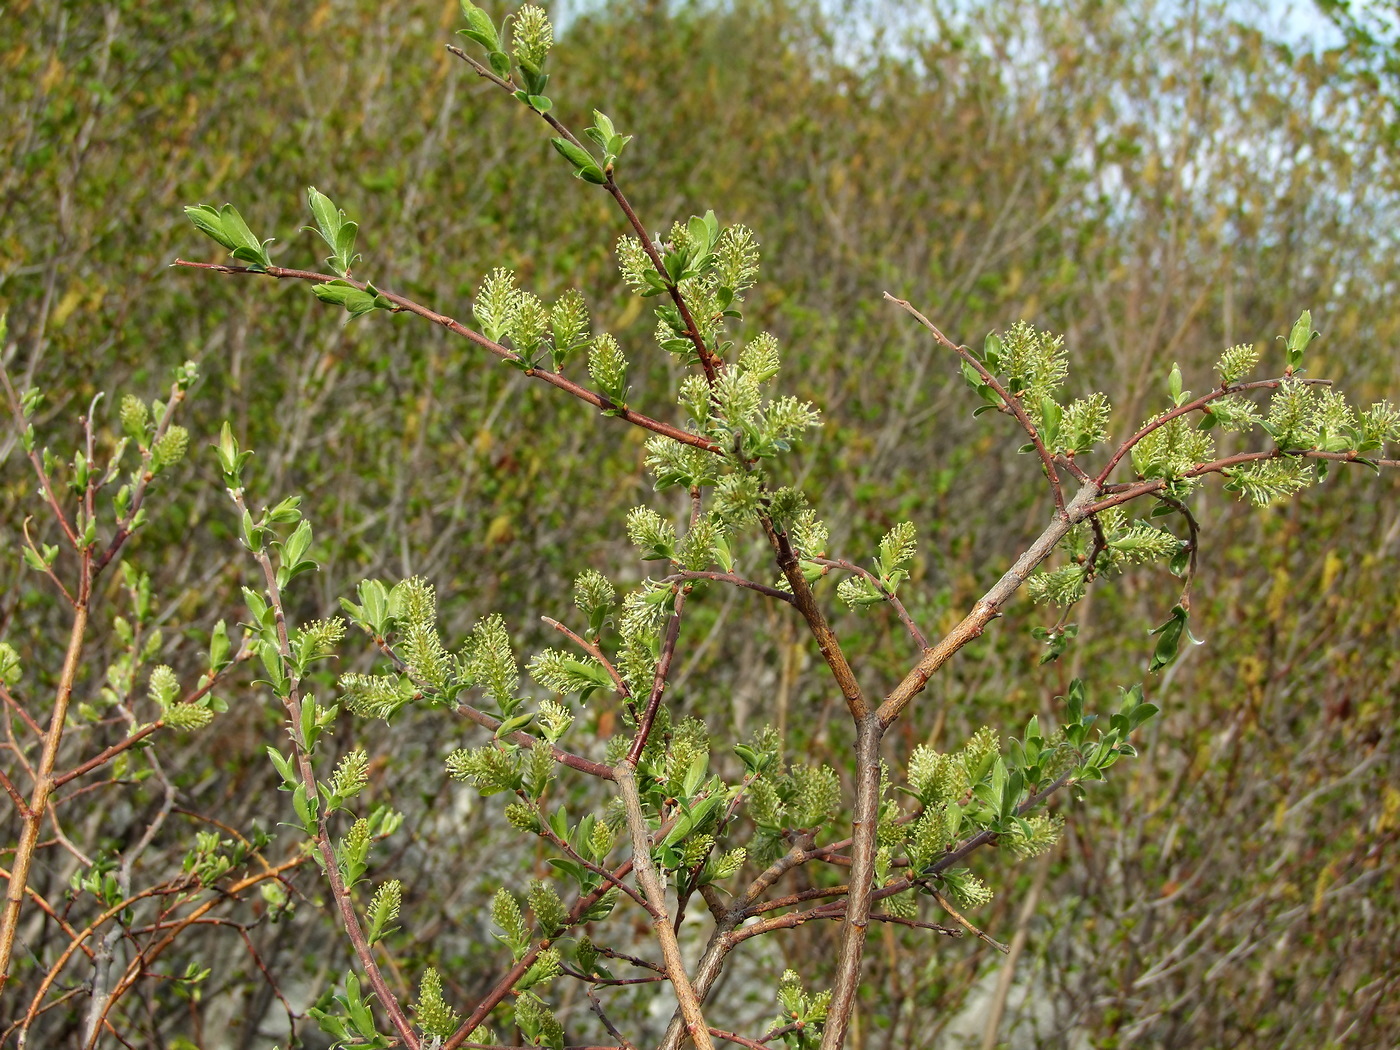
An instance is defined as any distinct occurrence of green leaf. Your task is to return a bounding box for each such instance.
[184,204,237,251]
[184,203,273,270]
[303,186,359,276]
[457,1,501,51]
[549,138,605,183]
[312,279,393,320]
[266,746,298,790]
[982,331,1004,370]
[1285,310,1318,368]
[1147,604,1196,672]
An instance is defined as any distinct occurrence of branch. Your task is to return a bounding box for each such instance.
[235,492,417,1048]
[541,616,633,699]
[172,259,721,454]
[0,599,90,992]
[0,364,80,548]
[818,716,882,1050]
[924,887,1009,953]
[878,480,1103,727]
[445,45,724,381]
[444,861,636,1050]
[1088,446,1400,514]
[92,372,189,576]
[625,584,689,767]
[454,704,616,782]
[614,763,716,1050]
[885,293,1065,515]
[1094,376,1333,484]
[808,556,929,649]
[666,570,797,605]
[764,516,869,722]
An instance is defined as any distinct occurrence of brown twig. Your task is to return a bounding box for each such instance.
[235,489,418,1048]
[588,988,641,1049]
[443,861,635,1050]
[808,556,930,649]
[668,570,797,605]
[885,293,1066,515]
[541,616,632,698]
[172,259,721,454]
[1093,376,1333,484]
[925,887,1009,954]
[454,704,616,782]
[445,45,724,382]
[614,763,716,1050]
[878,480,1103,729]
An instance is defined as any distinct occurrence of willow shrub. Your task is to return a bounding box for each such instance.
[4,3,1400,1049]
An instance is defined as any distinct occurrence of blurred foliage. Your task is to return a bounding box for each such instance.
[2,0,1398,1046]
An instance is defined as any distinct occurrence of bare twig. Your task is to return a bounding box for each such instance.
[925,887,1009,954]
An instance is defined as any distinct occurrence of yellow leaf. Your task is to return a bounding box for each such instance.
[485,514,514,545]
[52,287,84,328]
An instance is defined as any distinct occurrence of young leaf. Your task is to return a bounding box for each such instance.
[303,186,359,276]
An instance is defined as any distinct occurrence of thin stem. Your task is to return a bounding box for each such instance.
[625,585,688,767]
[533,805,647,908]
[444,862,635,1050]
[0,365,79,548]
[0,600,89,991]
[588,989,640,1050]
[764,516,869,722]
[1094,376,1332,484]
[1087,446,1400,515]
[541,616,632,698]
[885,293,1065,515]
[454,704,616,781]
[20,517,75,606]
[445,45,723,381]
[172,259,720,454]
[925,888,1009,953]
[667,570,797,605]
[809,556,929,649]
[237,493,417,1048]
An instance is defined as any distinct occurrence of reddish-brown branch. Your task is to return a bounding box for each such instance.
[443,861,635,1050]
[1093,376,1332,483]
[20,517,75,606]
[0,599,89,992]
[444,45,723,382]
[454,704,616,782]
[237,493,418,1048]
[885,293,1066,514]
[541,616,632,699]
[808,556,929,650]
[172,259,721,454]
[668,570,797,605]
[625,585,689,767]
[878,481,1103,728]
[1086,446,1400,516]
[764,517,869,722]
[0,366,80,549]
[1,684,44,740]
[51,722,163,789]
[92,375,188,577]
